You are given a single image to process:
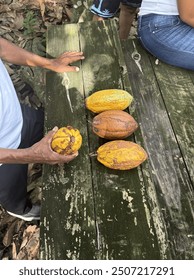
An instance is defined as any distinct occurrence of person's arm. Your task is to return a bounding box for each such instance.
[0,127,78,165]
[178,0,194,27]
[0,38,84,72]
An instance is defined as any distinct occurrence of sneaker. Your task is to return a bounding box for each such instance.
[7,204,40,221]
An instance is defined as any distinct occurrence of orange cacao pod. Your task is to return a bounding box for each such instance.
[92,110,138,139]
[97,140,147,170]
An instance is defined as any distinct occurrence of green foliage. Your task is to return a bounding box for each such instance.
[23,11,38,36]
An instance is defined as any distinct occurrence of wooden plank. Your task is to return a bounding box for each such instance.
[41,21,194,260]
[122,39,194,259]
[79,20,161,259]
[40,20,164,260]
[150,60,194,185]
[40,24,96,260]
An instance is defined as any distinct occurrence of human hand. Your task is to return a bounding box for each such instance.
[28,127,78,164]
[48,51,85,73]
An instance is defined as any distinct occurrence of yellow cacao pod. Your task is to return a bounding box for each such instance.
[51,126,82,155]
[97,140,147,170]
[92,110,138,139]
[85,89,133,113]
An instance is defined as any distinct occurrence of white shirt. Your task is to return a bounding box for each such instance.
[139,0,179,16]
[0,59,23,152]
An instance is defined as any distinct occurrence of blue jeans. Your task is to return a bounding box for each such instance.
[138,14,194,70]
[90,0,142,18]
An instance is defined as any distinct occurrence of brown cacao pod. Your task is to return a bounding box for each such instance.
[97,140,147,170]
[85,89,133,113]
[51,126,82,155]
[92,110,138,139]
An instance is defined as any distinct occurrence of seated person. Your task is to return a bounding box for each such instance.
[90,0,142,39]
[0,37,84,221]
[138,0,194,70]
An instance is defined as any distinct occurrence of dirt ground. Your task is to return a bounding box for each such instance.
[0,0,138,260]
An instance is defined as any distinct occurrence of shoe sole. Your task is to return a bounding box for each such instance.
[7,211,40,221]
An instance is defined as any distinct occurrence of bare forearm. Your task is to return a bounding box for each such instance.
[178,0,194,27]
[181,17,194,27]
[0,37,84,72]
[0,128,78,165]
[0,148,34,164]
[0,37,52,68]
[179,13,194,27]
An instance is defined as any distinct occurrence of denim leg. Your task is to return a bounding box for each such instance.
[138,14,194,70]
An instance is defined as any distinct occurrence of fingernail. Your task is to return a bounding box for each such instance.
[75,67,80,72]
[52,126,58,131]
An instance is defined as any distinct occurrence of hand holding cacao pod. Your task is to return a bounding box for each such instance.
[51,126,82,155]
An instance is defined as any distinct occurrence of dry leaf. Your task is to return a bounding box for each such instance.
[38,0,46,19]
[3,219,25,247]
[12,242,17,260]
[13,13,24,30]
[16,226,40,260]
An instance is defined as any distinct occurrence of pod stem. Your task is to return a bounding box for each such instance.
[89,152,97,157]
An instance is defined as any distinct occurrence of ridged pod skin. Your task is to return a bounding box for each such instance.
[92,110,138,139]
[51,126,82,155]
[97,140,147,170]
[85,89,133,113]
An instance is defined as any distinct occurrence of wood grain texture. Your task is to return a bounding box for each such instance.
[40,22,194,260]
[40,21,161,260]
[122,39,194,259]
[150,60,194,185]
[40,24,96,260]
[79,20,160,260]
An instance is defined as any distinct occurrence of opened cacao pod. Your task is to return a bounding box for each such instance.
[92,110,138,139]
[51,126,82,155]
[85,89,133,113]
[97,140,147,170]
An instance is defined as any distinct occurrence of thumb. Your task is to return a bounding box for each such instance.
[52,126,58,133]
[45,126,58,141]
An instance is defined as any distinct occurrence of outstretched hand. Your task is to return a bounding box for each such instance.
[49,51,85,73]
[28,127,78,165]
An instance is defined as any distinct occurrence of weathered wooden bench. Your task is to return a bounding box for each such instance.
[39,19,194,260]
